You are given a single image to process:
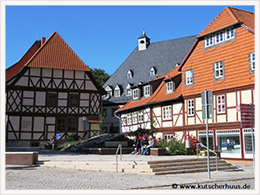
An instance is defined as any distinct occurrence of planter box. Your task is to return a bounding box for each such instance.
[6,152,38,166]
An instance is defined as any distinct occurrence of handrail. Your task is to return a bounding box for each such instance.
[196,143,218,171]
[115,144,122,173]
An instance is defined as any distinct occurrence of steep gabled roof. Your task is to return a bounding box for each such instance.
[103,35,196,104]
[198,7,254,37]
[26,32,90,71]
[6,40,41,81]
[6,32,91,81]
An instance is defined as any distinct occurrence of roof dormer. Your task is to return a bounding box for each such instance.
[138,30,150,51]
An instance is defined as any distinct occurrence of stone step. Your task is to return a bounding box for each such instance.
[147,157,221,165]
[152,163,234,172]
[149,159,225,168]
[154,166,243,175]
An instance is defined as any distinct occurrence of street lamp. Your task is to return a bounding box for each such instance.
[82,116,88,138]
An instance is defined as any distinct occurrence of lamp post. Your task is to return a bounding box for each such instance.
[82,116,88,138]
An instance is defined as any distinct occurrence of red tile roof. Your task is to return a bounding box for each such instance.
[6,41,41,81]
[198,7,254,37]
[6,32,90,81]
[26,32,90,71]
[116,66,182,113]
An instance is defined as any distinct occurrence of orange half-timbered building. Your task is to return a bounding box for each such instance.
[115,7,255,160]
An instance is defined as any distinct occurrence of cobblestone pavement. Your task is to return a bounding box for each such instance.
[6,164,254,190]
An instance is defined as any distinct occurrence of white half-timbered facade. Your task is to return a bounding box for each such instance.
[6,32,105,147]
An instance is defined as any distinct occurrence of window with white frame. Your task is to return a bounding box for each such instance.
[138,110,144,123]
[114,85,121,97]
[205,35,214,47]
[132,112,138,124]
[125,84,132,96]
[127,113,132,125]
[105,86,113,97]
[143,85,150,98]
[185,69,193,87]
[217,95,225,113]
[150,67,156,77]
[225,28,235,40]
[188,99,194,116]
[214,61,224,80]
[162,106,172,120]
[166,81,174,93]
[249,52,255,73]
[215,31,224,44]
[133,88,139,100]
[127,70,133,79]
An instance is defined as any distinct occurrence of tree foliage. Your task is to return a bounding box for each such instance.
[90,68,110,86]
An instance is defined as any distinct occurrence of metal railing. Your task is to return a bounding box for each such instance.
[115,144,122,173]
[196,143,218,171]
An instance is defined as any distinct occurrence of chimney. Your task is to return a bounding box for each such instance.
[41,37,46,46]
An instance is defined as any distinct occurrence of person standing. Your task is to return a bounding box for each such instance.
[131,135,140,155]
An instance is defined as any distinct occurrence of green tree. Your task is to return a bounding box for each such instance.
[90,68,110,86]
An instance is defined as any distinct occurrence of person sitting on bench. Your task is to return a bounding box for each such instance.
[141,136,148,155]
[131,135,140,155]
[145,135,155,155]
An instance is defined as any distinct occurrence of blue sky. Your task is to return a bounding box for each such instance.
[6,5,254,75]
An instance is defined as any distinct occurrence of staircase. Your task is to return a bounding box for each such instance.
[148,157,243,175]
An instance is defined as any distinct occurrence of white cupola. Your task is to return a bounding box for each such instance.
[138,30,150,51]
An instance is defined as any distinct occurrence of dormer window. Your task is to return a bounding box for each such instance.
[127,70,133,79]
[125,84,132,96]
[215,31,224,44]
[225,28,235,40]
[205,35,214,47]
[105,86,113,97]
[114,85,121,97]
[166,81,175,94]
[133,88,139,100]
[143,85,150,98]
[150,67,156,77]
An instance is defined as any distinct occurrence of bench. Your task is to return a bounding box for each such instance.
[6,152,38,166]
[104,141,128,148]
[134,148,166,156]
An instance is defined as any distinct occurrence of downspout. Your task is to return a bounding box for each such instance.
[114,111,122,134]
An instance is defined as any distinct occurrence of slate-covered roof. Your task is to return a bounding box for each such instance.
[198,7,254,37]
[116,66,182,113]
[103,35,196,104]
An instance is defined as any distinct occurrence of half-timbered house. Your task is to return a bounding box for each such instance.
[115,7,255,160]
[6,32,105,147]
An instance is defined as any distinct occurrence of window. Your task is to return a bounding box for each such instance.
[138,110,144,123]
[133,88,139,100]
[127,70,133,79]
[68,93,79,107]
[114,85,121,97]
[225,28,235,40]
[143,85,150,98]
[125,84,132,96]
[217,95,225,113]
[188,99,194,116]
[214,61,224,80]
[46,93,58,107]
[215,31,224,44]
[127,113,132,125]
[162,106,172,120]
[249,52,255,73]
[56,117,78,132]
[185,69,193,87]
[105,86,113,97]
[204,28,235,49]
[132,112,138,124]
[205,35,214,47]
[67,117,78,132]
[166,81,174,93]
[150,67,156,77]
